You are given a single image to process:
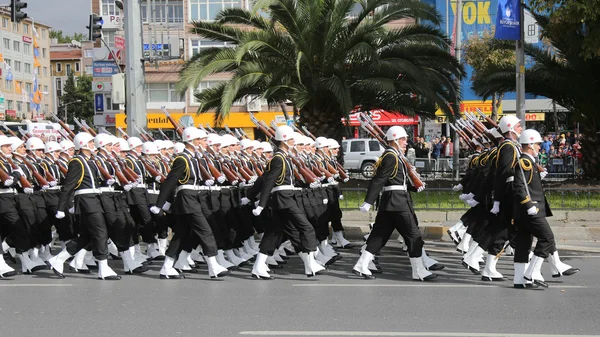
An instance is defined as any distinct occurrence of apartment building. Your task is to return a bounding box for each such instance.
[0,9,52,120]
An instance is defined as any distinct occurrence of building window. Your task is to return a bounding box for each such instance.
[85,65,93,74]
[13,41,20,52]
[26,83,32,93]
[192,81,225,104]
[41,29,46,38]
[84,49,93,58]
[190,39,233,57]
[5,80,12,91]
[4,59,11,67]
[189,0,241,21]
[14,61,21,72]
[44,104,49,113]
[44,85,48,92]
[103,31,116,48]
[24,43,30,54]
[7,100,13,110]
[75,62,80,72]
[66,64,72,75]
[2,18,8,28]
[56,78,63,97]
[146,83,184,102]
[56,63,62,72]
[142,1,184,23]
[25,63,31,74]
[17,101,22,112]
[3,38,9,50]
[42,48,47,58]
[26,102,30,112]
[12,23,19,32]
[101,0,121,16]
[23,24,29,34]
[43,67,48,77]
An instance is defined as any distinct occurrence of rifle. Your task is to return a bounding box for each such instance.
[73,118,85,133]
[465,112,499,145]
[18,155,49,189]
[1,123,19,137]
[81,120,97,137]
[249,156,263,176]
[6,156,33,189]
[476,108,499,128]
[450,123,476,151]
[301,126,317,141]
[17,127,31,140]
[249,113,275,139]
[236,129,248,139]
[94,156,116,183]
[107,152,136,184]
[118,127,130,140]
[194,154,214,181]
[205,123,217,134]
[56,159,68,176]
[224,125,237,138]
[57,128,73,141]
[141,157,166,183]
[0,166,12,184]
[49,112,76,139]
[162,107,184,137]
[158,129,170,141]
[135,125,154,142]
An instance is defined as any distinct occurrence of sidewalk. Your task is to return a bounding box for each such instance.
[340,210,600,243]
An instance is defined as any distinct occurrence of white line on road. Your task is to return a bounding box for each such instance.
[0,284,73,287]
[239,331,600,336]
[292,283,587,289]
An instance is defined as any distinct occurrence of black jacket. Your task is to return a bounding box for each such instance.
[513,153,552,219]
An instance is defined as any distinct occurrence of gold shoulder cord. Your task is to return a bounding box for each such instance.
[374,152,399,179]
[270,154,286,185]
[519,158,533,184]
[496,142,517,169]
[174,156,190,185]
[69,158,86,189]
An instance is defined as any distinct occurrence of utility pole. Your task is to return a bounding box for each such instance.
[452,0,462,180]
[515,0,526,128]
[124,0,147,136]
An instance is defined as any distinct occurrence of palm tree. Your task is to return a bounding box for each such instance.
[178,0,464,140]
[472,13,600,179]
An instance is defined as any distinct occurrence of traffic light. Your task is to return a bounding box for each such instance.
[87,14,103,41]
[10,1,27,23]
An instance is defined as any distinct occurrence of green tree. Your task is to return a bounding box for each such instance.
[50,30,87,43]
[463,29,515,122]
[471,13,600,178]
[60,73,94,128]
[178,0,464,140]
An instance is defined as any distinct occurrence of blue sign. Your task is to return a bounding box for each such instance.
[95,94,104,112]
[93,61,120,77]
[494,0,521,40]
[143,44,168,51]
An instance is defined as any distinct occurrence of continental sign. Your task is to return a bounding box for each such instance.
[115,112,286,129]
[435,100,503,123]
[436,112,545,123]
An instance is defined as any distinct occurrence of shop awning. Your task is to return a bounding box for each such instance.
[343,109,419,126]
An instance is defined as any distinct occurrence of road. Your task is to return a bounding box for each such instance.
[1,241,599,337]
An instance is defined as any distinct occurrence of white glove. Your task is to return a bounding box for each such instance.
[241,197,250,205]
[162,202,171,211]
[24,187,34,194]
[343,178,349,183]
[467,199,479,208]
[217,175,226,184]
[250,176,257,183]
[527,206,538,216]
[540,170,548,180]
[359,202,371,213]
[254,200,260,207]
[490,201,500,214]
[459,193,470,201]
[13,168,24,176]
[232,180,239,186]
[4,177,14,187]
[252,206,263,216]
[323,198,328,204]
[417,186,425,193]
[327,176,335,184]
[106,178,115,186]
[124,183,133,192]
[452,183,463,191]
[68,207,75,214]
[205,179,215,186]
[150,206,161,215]
[49,180,58,187]
[41,185,49,191]
[339,194,344,200]
[155,176,162,183]
[239,182,246,188]
[136,177,143,185]
[55,211,65,219]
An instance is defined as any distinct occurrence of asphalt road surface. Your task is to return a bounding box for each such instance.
[1,241,599,337]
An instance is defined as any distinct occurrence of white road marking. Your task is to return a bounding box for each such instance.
[292,283,587,289]
[239,331,600,336]
[0,284,73,287]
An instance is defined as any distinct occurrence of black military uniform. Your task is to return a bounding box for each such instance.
[125,152,156,246]
[0,159,32,257]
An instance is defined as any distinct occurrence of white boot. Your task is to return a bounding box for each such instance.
[69,249,90,274]
[462,246,484,274]
[0,254,17,278]
[248,236,260,252]
[422,247,444,271]
[157,238,168,257]
[280,240,295,255]
[321,239,338,257]
[547,251,579,277]
[299,251,325,277]
[411,256,437,281]
[513,262,537,289]
[147,242,163,260]
[272,251,286,264]
[447,221,463,244]
[234,247,252,262]
[242,240,258,257]
[107,239,119,258]
[121,250,148,274]
[216,249,237,270]
[332,231,353,248]
[504,244,515,256]
[352,250,375,279]
[187,252,196,267]
[275,246,287,258]
[456,232,472,253]
[266,254,282,269]
[84,250,97,269]
[39,244,54,262]
[225,249,247,267]
[20,252,46,274]
[160,256,184,279]
[174,250,195,273]
[481,254,505,281]
[97,259,121,280]
[133,244,149,264]
[48,249,72,278]
[190,246,206,264]
[28,248,46,266]
[251,253,272,279]
[524,255,548,287]
[456,226,467,242]
[206,255,230,278]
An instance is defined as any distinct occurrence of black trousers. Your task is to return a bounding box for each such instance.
[66,212,109,260]
[326,186,344,232]
[513,216,556,263]
[258,204,318,255]
[0,195,30,254]
[366,210,424,258]
[129,203,157,244]
[100,193,131,252]
[166,212,218,259]
[15,194,37,252]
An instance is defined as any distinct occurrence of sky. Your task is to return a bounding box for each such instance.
[26,0,90,35]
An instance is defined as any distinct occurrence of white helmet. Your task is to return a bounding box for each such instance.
[274,125,294,142]
[240,138,254,150]
[60,140,75,152]
[9,137,24,153]
[127,136,143,150]
[142,142,160,155]
[163,140,175,149]
[182,127,207,143]
[207,134,222,146]
[221,134,239,147]
[251,140,261,149]
[261,142,273,152]
[498,115,521,136]
[26,137,45,151]
[328,138,340,149]
[0,135,11,147]
[471,139,483,148]
[488,128,503,139]
[174,142,185,154]
[386,126,408,141]
[519,129,543,145]
[73,132,95,151]
[45,141,61,153]
[117,138,130,151]
[154,140,167,151]
[315,137,329,149]
[305,137,315,146]
[94,133,114,149]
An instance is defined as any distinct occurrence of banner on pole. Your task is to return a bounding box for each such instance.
[494,0,521,40]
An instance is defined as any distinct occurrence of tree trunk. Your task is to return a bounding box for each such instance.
[300,107,346,163]
[491,92,504,122]
[552,101,559,134]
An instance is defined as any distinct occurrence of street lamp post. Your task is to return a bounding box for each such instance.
[61,99,82,121]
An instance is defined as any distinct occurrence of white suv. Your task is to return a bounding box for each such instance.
[341,138,385,178]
